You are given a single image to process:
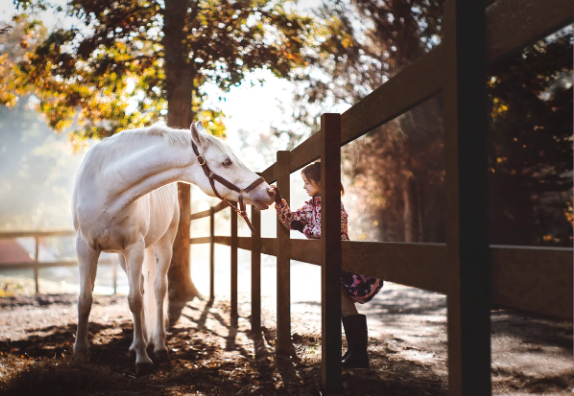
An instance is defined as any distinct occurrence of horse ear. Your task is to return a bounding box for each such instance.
[197,121,207,133]
[190,122,206,148]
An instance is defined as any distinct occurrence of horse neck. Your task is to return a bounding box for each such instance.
[103,135,200,212]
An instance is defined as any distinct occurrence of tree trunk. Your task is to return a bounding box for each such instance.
[417,185,424,242]
[163,0,201,322]
[403,178,415,242]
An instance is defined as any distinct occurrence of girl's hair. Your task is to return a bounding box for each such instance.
[301,162,345,196]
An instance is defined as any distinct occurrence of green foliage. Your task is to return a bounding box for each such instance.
[6,0,315,142]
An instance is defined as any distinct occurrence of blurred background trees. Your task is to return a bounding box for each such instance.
[292,0,572,247]
[0,0,571,260]
[1,0,317,308]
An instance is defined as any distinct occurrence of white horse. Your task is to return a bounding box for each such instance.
[72,122,273,375]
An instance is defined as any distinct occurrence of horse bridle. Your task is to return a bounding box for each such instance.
[192,141,265,234]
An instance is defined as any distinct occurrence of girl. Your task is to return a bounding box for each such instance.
[268,162,383,369]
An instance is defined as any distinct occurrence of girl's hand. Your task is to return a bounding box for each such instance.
[268,186,282,205]
[291,220,305,232]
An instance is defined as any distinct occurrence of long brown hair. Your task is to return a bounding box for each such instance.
[301,162,345,196]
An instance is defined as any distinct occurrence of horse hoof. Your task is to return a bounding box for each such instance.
[153,350,169,363]
[135,362,154,377]
[73,344,89,356]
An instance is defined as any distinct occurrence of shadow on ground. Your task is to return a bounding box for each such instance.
[1,294,572,396]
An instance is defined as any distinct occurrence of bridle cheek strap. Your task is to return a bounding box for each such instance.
[192,141,265,234]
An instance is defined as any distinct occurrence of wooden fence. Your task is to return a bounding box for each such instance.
[0,230,116,294]
[189,0,573,394]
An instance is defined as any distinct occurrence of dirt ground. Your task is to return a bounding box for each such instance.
[0,282,572,396]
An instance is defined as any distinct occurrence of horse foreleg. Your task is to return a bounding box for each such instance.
[74,236,100,355]
[125,239,154,376]
[152,241,172,362]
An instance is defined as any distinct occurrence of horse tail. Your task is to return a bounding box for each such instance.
[142,247,156,345]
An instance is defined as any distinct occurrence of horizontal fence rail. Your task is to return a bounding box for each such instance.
[190,236,572,319]
[0,230,117,294]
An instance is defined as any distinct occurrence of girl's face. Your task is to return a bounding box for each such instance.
[302,173,320,197]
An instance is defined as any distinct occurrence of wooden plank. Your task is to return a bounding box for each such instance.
[231,208,238,320]
[213,200,229,214]
[215,236,571,319]
[0,258,114,270]
[491,246,572,319]
[287,48,444,172]
[343,241,450,294]
[486,0,573,64]
[261,237,276,256]
[276,150,291,355]
[210,207,215,300]
[260,164,277,184]
[291,240,449,293]
[0,230,76,239]
[251,205,262,334]
[443,1,491,395]
[112,257,118,295]
[340,47,444,146]
[190,237,211,245]
[320,114,342,391]
[34,236,40,294]
[190,209,211,221]
[290,132,322,173]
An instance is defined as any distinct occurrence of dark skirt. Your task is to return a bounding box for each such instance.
[341,271,384,304]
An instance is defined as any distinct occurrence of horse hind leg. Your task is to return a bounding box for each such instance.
[74,235,100,355]
[125,238,154,376]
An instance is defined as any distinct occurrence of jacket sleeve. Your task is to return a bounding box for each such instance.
[275,198,309,231]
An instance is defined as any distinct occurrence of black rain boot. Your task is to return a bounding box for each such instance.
[342,314,369,369]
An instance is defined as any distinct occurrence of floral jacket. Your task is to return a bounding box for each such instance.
[275,195,383,303]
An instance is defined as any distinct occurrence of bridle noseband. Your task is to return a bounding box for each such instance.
[192,141,265,234]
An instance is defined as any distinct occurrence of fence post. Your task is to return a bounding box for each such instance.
[443,1,491,395]
[210,206,215,301]
[320,113,342,392]
[251,203,261,335]
[276,150,291,355]
[231,206,238,323]
[34,236,39,294]
[112,256,117,295]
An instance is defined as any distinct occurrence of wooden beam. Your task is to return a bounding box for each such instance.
[261,237,276,256]
[34,236,40,294]
[320,114,342,391]
[0,230,76,239]
[210,207,215,300]
[190,209,211,221]
[213,200,229,214]
[251,205,262,334]
[341,47,444,146]
[276,150,291,356]
[443,1,490,394]
[231,208,238,321]
[260,164,276,185]
[290,132,322,173]
[212,236,572,319]
[486,0,573,64]
[190,236,211,245]
[0,258,114,270]
[490,246,572,319]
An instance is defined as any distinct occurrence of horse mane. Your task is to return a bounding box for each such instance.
[108,124,230,161]
[110,125,191,147]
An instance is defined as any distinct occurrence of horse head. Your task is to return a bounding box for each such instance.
[190,122,274,211]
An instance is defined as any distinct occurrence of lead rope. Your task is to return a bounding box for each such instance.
[192,141,263,234]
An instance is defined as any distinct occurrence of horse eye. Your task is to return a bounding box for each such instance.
[222,159,232,167]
